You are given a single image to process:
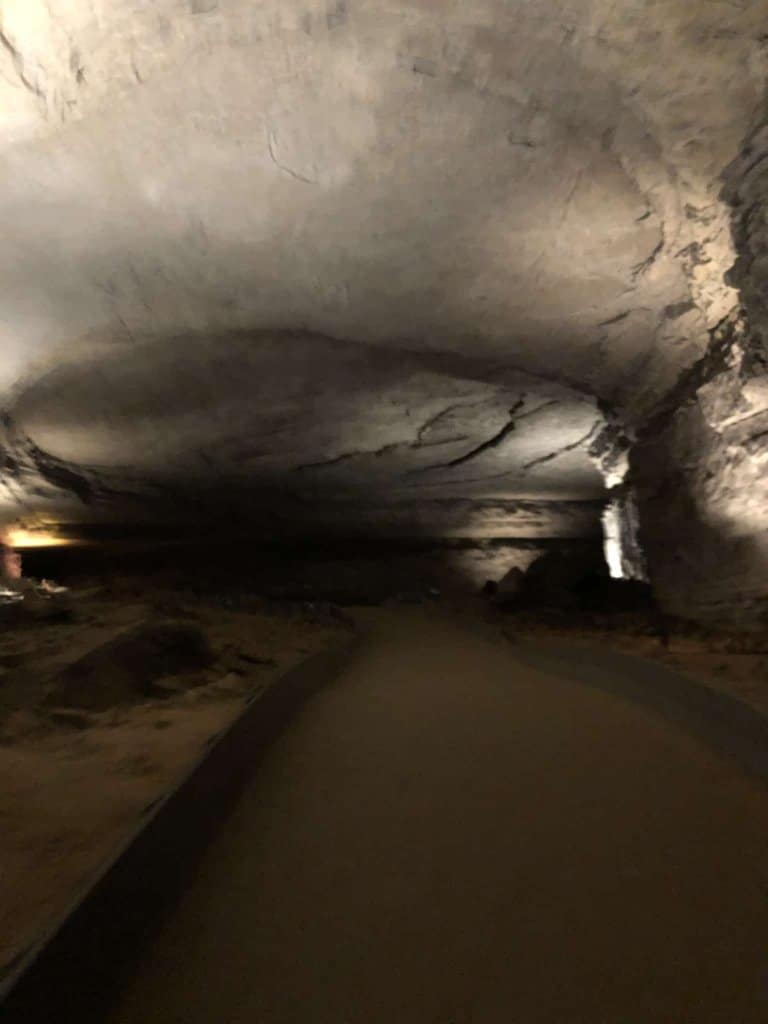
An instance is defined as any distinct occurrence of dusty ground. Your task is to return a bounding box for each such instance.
[0,585,350,978]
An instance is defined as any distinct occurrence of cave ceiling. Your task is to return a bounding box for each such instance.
[0,0,766,539]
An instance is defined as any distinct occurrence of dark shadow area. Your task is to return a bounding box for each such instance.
[21,536,601,606]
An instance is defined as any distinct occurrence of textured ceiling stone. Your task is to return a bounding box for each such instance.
[0,0,765,540]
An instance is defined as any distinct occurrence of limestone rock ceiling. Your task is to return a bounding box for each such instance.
[1,333,605,536]
[0,0,765,538]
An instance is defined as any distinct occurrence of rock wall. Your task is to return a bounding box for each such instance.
[632,105,768,626]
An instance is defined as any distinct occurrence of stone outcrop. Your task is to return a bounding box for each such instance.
[619,105,768,625]
[631,303,768,623]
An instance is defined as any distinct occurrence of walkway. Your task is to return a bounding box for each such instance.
[109,608,768,1022]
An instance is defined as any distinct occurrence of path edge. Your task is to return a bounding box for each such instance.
[0,638,358,1022]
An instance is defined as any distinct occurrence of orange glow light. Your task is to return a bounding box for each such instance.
[5,528,73,549]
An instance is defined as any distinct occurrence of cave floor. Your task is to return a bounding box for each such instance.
[108,605,768,1023]
[0,592,349,977]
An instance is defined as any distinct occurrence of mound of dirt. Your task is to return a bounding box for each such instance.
[46,622,214,711]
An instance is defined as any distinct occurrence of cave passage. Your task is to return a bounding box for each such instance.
[3,3,768,1021]
[107,607,768,1024]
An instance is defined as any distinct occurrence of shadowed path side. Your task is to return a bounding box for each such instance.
[109,608,768,1023]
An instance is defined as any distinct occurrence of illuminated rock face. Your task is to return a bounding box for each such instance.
[0,1,766,612]
[630,115,768,626]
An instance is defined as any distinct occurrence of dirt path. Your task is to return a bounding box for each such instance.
[109,608,768,1023]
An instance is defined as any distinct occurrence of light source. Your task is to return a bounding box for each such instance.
[4,527,73,549]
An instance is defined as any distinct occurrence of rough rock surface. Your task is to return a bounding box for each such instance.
[0,1,767,607]
[0,333,605,535]
[630,108,768,625]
